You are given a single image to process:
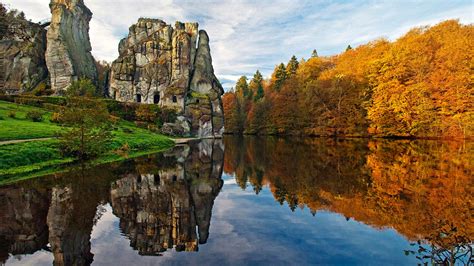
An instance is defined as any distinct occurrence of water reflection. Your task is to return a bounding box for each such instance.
[223,137,473,265]
[0,137,472,265]
[0,139,224,265]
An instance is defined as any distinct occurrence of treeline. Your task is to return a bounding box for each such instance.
[223,20,473,138]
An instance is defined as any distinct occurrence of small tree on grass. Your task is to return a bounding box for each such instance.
[59,80,112,160]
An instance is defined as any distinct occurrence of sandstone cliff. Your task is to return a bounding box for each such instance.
[109,19,225,138]
[46,0,98,93]
[0,13,48,94]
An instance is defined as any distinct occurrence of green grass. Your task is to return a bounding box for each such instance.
[0,101,175,184]
[0,101,62,140]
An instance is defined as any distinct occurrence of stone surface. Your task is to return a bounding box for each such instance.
[109,19,225,138]
[0,16,48,94]
[162,115,191,137]
[45,0,98,94]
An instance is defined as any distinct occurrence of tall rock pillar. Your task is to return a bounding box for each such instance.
[46,0,98,94]
[186,30,225,138]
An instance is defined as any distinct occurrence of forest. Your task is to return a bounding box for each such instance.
[223,20,473,138]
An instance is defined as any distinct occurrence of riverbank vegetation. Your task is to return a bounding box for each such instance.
[223,20,473,139]
[0,99,174,182]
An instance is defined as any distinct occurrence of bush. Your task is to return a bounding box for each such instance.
[50,112,62,123]
[26,110,44,122]
[14,96,44,107]
[135,104,160,123]
[7,111,16,118]
[157,107,178,126]
[30,82,53,96]
[0,115,4,120]
[66,78,98,97]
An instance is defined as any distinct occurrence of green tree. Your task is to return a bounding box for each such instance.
[311,49,318,58]
[66,78,99,97]
[286,55,299,77]
[272,63,287,91]
[59,96,112,160]
[235,76,250,99]
[346,45,353,51]
[249,70,264,101]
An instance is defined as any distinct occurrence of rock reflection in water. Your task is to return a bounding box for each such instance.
[0,139,224,265]
[110,140,223,255]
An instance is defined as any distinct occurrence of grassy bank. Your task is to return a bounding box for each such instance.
[0,101,175,184]
[0,100,61,140]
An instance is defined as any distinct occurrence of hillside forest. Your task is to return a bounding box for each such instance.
[223,20,473,138]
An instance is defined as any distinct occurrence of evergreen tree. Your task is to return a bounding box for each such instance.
[311,49,318,58]
[250,70,264,101]
[273,63,287,91]
[346,45,353,51]
[235,76,249,98]
[286,55,299,77]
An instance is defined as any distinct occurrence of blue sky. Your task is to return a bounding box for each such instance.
[3,0,473,90]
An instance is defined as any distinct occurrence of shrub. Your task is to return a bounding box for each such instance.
[66,78,99,97]
[30,82,53,96]
[7,110,16,118]
[50,112,62,123]
[135,104,160,123]
[43,103,64,112]
[0,115,4,120]
[14,96,44,107]
[157,107,178,126]
[108,115,120,124]
[26,110,44,122]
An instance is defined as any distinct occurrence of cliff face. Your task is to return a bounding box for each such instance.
[110,19,225,138]
[46,0,98,93]
[0,15,48,94]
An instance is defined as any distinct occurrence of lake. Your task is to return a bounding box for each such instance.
[0,136,472,265]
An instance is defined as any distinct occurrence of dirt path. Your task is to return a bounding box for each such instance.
[0,137,53,146]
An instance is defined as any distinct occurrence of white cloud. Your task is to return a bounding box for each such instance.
[3,0,473,90]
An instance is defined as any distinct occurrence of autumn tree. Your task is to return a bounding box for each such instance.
[222,20,473,139]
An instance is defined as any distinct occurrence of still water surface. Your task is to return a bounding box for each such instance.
[1,137,472,265]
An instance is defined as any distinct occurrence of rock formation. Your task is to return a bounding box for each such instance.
[109,19,225,138]
[46,0,98,94]
[0,13,48,94]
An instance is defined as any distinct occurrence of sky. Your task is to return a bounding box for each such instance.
[2,0,473,90]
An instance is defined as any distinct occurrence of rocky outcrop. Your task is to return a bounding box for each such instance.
[45,0,98,94]
[186,31,225,137]
[0,14,48,94]
[109,19,225,138]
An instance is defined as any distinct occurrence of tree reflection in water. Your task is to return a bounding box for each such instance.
[223,136,473,265]
[0,139,224,265]
[0,137,472,265]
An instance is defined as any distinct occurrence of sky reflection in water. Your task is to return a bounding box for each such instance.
[1,137,472,265]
